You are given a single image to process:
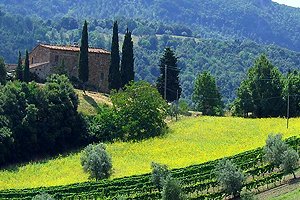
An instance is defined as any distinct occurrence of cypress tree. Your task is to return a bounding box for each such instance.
[156,47,181,102]
[0,57,6,85]
[108,21,121,91]
[120,28,134,88]
[78,20,89,85]
[16,51,23,81]
[23,50,30,83]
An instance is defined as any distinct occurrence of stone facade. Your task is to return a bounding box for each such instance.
[29,44,111,93]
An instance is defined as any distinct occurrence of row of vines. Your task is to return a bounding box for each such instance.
[0,136,299,200]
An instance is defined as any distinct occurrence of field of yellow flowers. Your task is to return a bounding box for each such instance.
[0,116,299,190]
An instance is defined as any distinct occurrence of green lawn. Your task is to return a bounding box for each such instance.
[0,117,300,190]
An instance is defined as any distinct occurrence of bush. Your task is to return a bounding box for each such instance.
[32,193,55,200]
[241,190,256,200]
[81,143,112,180]
[87,106,121,142]
[161,177,184,200]
[151,162,170,190]
[215,159,245,198]
[281,148,299,179]
[263,134,288,168]
[111,81,168,141]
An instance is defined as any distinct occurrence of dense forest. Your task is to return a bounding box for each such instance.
[0,0,300,104]
[2,0,300,51]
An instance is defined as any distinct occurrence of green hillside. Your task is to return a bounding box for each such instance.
[1,0,300,51]
[0,116,299,190]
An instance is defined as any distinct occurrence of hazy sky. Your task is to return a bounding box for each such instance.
[272,0,300,7]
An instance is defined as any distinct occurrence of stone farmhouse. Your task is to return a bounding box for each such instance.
[29,44,111,93]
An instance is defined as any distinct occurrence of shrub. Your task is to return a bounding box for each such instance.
[111,81,168,141]
[161,177,184,200]
[81,143,112,180]
[241,190,256,200]
[87,106,121,142]
[32,193,55,200]
[151,162,170,190]
[215,159,245,198]
[281,148,299,179]
[263,134,288,168]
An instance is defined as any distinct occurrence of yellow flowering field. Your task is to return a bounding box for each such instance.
[0,116,299,190]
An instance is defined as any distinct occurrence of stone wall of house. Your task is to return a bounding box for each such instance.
[30,62,52,80]
[29,46,51,64]
[29,45,111,93]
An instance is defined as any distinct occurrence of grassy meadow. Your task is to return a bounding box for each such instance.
[0,117,300,190]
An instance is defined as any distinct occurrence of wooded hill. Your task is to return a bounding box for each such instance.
[0,0,300,103]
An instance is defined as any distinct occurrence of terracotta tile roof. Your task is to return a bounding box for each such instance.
[40,44,111,54]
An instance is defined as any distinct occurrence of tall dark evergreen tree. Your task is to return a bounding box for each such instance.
[108,21,121,91]
[0,57,6,85]
[121,28,134,88]
[16,51,23,81]
[23,50,30,83]
[156,47,181,102]
[78,20,89,86]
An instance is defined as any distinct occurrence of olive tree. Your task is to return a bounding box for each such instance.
[151,162,170,190]
[81,143,112,180]
[161,177,184,200]
[215,159,245,198]
[32,193,55,200]
[263,134,288,168]
[281,148,299,179]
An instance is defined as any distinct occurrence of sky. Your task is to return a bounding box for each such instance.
[272,0,300,7]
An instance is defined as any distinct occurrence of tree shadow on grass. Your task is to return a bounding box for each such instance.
[1,148,83,173]
[83,94,100,113]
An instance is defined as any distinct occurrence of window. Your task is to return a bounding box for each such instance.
[31,57,34,64]
[100,72,104,81]
[55,55,59,63]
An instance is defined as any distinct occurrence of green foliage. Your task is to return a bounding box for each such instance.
[87,106,121,142]
[178,100,190,116]
[241,190,256,200]
[111,81,168,140]
[281,148,299,179]
[109,21,121,90]
[78,20,89,83]
[263,134,288,168]
[0,75,87,166]
[23,50,30,83]
[156,47,181,102]
[0,57,6,85]
[16,51,23,81]
[32,193,55,200]
[234,55,285,117]
[121,28,134,88]
[151,162,170,190]
[192,71,223,116]
[161,177,184,200]
[80,143,112,180]
[283,71,300,117]
[215,159,245,197]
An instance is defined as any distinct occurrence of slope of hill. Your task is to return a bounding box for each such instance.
[1,0,300,51]
[0,116,299,190]
[76,90,111,115]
